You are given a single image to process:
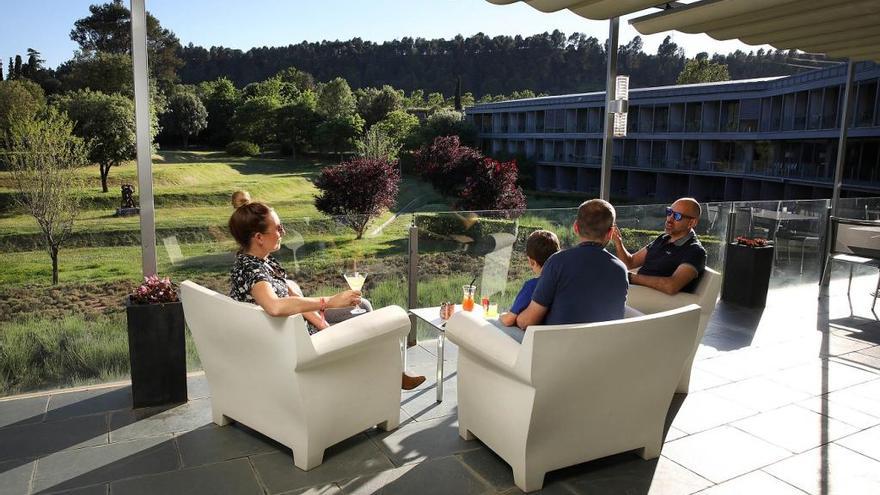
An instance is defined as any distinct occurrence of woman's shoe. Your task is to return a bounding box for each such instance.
[401,373,426,390]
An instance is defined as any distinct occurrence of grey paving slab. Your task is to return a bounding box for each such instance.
[664,427,688,443]
[0,396,48,428]
[709,377,812,412]
[0,459,35,495]
[819,379,880,417]
[41,484,109,495]
[109,458,262,495]
[563,454,712,495]
[45,388,132,422]
[841,351,880,370]
[367,415,481,467]
[399,374,458,422]
[457,447,597,495]
[696,470,807,494]
[32,435,179,494]
[684,369,730,393]
[109,398,212,442]
[765,443,880,495]
[669,391,758,435]
[835,424,880,462]
[338,456,492,495]
[186,375,211,400]
[731,404,858,453]
[279,483,342,495]
[768,361,878,396]
[795,396,880,429]
[661,426,791,484]
[176,423,279,468]
[0,414,107,462]
[250,433,393,494]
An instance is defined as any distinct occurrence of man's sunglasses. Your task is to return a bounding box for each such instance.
[666,207,696,222]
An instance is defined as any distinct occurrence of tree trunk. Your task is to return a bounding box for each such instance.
[100,165,110,193]
[51,246,59,285]
[183,135,189,149]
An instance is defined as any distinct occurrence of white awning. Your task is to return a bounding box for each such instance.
[487,0,880,62]
[630,0,880,62]
[485,0,672,21]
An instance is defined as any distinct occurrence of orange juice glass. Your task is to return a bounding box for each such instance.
[462,285,476,311]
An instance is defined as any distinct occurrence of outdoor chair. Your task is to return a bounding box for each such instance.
[179,281,410,470]
[625,267,722,393]
[820,217,880,311]
[446,305,701,492]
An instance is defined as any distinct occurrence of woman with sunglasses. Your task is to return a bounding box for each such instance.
[228,200,426,390]
[612,197,707,295]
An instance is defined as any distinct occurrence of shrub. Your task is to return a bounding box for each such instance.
[412,135,483,198]
[314,157,401,239]
[457,157,527,216]
[225,140,260,156]
[130,275,178,304]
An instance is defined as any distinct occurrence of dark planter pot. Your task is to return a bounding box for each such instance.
[721,243,775,308]
[125,298,188,408]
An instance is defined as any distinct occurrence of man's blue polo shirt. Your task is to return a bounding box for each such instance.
[638,230,706,293]
[531,242,628,326]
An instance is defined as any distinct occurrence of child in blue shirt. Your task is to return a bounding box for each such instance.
[499,230,560,330]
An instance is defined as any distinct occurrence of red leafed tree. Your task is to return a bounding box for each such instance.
[457,157,527,216]
[412,135,482,197]
[314,157,401,239]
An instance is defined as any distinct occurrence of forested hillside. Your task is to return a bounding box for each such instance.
[179,32,832,96]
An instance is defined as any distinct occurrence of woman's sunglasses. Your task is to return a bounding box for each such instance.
[666,207,696,222]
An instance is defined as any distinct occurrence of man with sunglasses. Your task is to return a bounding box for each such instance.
[612,197,706,295]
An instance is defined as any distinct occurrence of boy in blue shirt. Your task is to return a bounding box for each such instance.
[498,230,560,337]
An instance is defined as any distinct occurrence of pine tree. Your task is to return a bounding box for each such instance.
[0,64,4,81]
[13,55,22,79]
[7,58,14,80]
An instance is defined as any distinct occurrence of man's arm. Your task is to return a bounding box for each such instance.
[630,264,698,295]
[515,300,548,330]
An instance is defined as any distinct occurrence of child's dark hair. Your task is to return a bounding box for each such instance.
[526,230,560,267]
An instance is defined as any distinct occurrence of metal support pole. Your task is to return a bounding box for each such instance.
[600,17,619,201]
[820,205,833,286]
[831,60,855,217]
[407,218,418,348]
[130,0,157,277]
[725,208,737,245]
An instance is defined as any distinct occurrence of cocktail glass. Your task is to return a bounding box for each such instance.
[343,271,367,314]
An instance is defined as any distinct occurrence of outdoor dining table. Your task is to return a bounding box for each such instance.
[409,305,486,403]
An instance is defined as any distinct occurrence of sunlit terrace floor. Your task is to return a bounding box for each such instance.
[2,263,880,495]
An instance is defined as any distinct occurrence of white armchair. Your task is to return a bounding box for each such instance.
[179,281,410,470]
[446,305,701,492]
[626,267,722,393]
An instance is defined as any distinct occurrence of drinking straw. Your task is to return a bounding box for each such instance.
[469,275,477,288]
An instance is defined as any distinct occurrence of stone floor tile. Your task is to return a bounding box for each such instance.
[669,391,758,434]
[176,423,280,468]
[32,435,179,493]
[709,377,812,412]
[662,426,791,483]
[769,361,878,396]
[338,456,492,495]
[731,405,857,453]
[186,375,211,400]
[821,335,876,357]
[109,398,212,442]
[695,470,807,495]
[367,415,480,467]
[250,434,393,494]
[765,443,880,495]
[45,387,132,422]
[821,380,880,417]
[0,459,35,495]
[563,454,712,495]
[0,395,48,429]
[0,414,107,462]
[835,424,880,462]
[41,484,109,495]
[278,484,342,495]
[684,369,730,392]
[109,458,262,495]
[795,397,880,429]
[664,427,688,443]
[399,375,458,422]
[841,351,880,370]
[456,446,523,493]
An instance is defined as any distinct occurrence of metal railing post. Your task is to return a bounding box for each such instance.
[407,216,418,348]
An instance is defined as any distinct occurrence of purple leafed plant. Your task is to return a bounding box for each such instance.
[130,275,179,304]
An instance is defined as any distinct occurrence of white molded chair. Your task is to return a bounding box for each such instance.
[626,267,722,393]
[446,305,701,492]
[179,281,410,470]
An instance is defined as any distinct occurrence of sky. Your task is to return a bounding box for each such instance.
[1,0,772,70]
